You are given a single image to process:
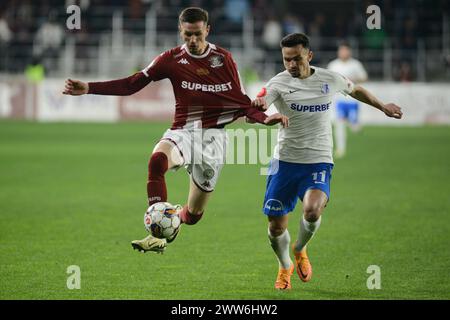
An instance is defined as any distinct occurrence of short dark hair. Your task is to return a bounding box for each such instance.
[179,7,209,25]
[280,33,310,49]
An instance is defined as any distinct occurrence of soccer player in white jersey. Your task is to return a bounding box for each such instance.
[328,42,368,158]
[253,33,402,290]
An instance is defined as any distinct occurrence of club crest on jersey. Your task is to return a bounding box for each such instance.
[209,55,223,68]
[321,83,330,94]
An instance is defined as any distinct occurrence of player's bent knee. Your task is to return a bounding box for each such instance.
[268,217,287,237]
[268,224,286,237]
[303,206,322,222]
[153,141,183,169]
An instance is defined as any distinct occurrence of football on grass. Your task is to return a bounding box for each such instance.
[144,202,181,242]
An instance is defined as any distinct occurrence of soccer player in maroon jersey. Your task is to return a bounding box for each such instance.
[63,7,288,253]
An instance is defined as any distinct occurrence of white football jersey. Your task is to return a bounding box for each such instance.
[264,67,354,164]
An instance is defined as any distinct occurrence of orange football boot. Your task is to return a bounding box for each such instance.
[292,243,312,282]
[274,263,294,290]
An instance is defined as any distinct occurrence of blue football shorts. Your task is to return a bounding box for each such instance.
[336,100,359,125]
[262,159,334,216]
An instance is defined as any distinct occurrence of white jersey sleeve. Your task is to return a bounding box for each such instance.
[264,79,281,107]
[332,71,355,96]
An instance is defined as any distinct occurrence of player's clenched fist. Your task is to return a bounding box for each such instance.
[382,103,403,119]
[63,79,89,96]
[264,113,289,128]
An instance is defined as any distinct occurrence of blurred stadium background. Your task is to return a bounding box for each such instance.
[1,0,449,80]
[1,0,450,300]
[0,0,449,123]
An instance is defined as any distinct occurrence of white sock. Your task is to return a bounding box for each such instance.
[268,229,292,269]
[334,120,346,155]
[294,216,322,253]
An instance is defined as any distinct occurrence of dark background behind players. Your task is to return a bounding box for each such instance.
[0,0,448,83]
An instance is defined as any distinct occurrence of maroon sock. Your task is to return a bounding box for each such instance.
[179,205,204,225]
[147,152,168,206]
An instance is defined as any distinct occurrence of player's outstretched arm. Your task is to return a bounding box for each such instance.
[350,85,403,119]
[62,72,152,96]
[63,79,89,96]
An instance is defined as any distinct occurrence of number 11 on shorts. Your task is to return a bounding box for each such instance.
[312,170,326,184]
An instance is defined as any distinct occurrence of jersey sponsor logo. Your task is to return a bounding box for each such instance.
[264,199,284,212]
[181,81,232,92]
[290,102,331,112]
[177,58,189,65]
[209,55,224,68]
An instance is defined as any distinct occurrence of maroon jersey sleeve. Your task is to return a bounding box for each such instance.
[88,72,151,96]
[87,50,173,96]
[142,50,172,81]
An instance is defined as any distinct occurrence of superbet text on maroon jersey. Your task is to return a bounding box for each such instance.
[142,43,262,129]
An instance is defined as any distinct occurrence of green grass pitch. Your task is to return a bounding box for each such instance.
[0,121,449,299]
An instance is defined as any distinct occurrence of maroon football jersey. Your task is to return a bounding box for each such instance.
[142,43,259,129]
